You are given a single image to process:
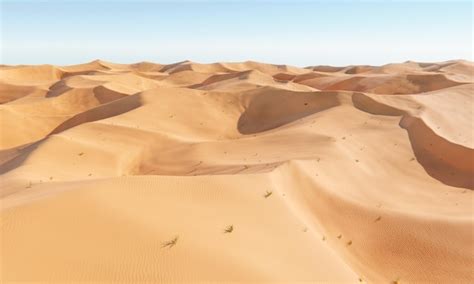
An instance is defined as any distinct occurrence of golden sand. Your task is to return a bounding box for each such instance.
[1,59,473,283]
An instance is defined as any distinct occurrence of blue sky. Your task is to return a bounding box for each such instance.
[1,0,472,66]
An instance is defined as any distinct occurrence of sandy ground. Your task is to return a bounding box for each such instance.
[0,59,473,283]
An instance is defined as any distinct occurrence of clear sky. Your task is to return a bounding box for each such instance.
[1,0,472,66]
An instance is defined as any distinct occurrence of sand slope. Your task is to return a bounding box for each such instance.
[1,59,473,283]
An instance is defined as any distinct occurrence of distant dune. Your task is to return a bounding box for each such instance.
[1,59,473,283]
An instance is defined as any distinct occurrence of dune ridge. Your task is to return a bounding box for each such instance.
[1,59,473,283]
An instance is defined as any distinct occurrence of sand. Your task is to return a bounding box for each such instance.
[0,59,473,283]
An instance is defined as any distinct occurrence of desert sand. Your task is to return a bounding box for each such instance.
[0,59,473,283]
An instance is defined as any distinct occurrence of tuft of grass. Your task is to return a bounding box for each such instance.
[25,182,32,189]
[322,236,326,241]
[224,225,234,233]
[49,176,53,180]
[337,234,342,239]
[347,240,352,246]
[78,152,84,156]
[302,227,308,232]
[264,191,273,198]
[374,216,382,222]
[409,157,415,161]
[162,236,179,248]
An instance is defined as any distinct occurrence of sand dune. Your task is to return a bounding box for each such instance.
[1,59,473,283]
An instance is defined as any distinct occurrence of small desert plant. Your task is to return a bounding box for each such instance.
[347,240,352,246]
[162,236,179,248]
[264,191,273,198]
[337,234,342,239]
[78,152,84,156]
[224,225,234,233]
[374,216,382,222]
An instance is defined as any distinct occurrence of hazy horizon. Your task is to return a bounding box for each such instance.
[1,0,472,66]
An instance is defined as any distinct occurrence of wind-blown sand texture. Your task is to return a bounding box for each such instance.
[1,59,473,283]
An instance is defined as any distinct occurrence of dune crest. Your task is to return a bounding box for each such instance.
[1,60,473,283]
